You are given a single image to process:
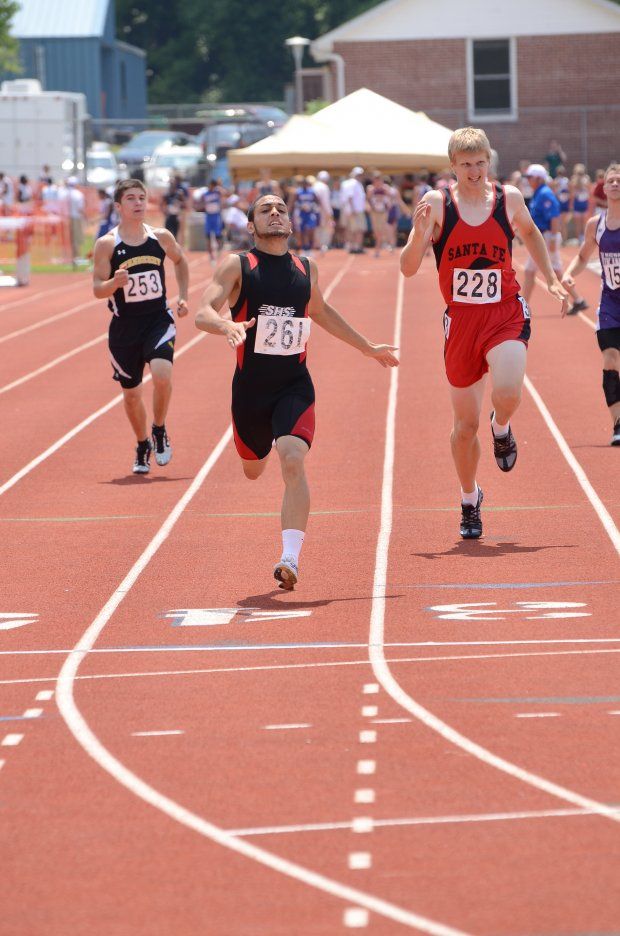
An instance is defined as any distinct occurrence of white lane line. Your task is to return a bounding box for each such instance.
[515,713,561,719]
[132,730,184,737]
[524,373,620,556]
[354,790,376,805]
[56,263,469,936]
[0,758,4,769]
[0,332,205,498]
[352,817,374,833]
[372,718,411,725]
[349,852,372,870]
[1,733,24,746]
[344,907,369,928]
[0,333,106,395]
[359,730,377,744]
[363,683,379,694]
[357,760,376,775]
[35,690,54,701]
[22,708,43,718]
[263,723,311,731]
[609,710,620,715]
[0,256,206,345]
[362,705,378,717]
[368,272,620,827]
[227,805,601,837]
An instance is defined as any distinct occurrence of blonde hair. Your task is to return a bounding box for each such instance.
[604,162,620,179]
[448,127,492,162]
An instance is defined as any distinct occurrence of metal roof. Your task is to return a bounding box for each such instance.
[11,0,109,38]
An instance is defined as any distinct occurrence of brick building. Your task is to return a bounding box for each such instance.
[311,0,620,174]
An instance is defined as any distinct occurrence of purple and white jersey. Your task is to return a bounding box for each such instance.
[595,211,620,329]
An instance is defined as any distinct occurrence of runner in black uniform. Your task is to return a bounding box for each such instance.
[195,193,399,590]
[93,179,189,474]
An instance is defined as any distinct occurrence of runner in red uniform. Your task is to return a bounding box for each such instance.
[195,194,398,590]
[401,127,568,539]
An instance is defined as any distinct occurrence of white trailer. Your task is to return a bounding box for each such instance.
[0,79,89,180]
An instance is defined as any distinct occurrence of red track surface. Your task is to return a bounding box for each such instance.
[0,246,619,935]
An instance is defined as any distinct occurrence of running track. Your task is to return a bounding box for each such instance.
[0,245,618,935]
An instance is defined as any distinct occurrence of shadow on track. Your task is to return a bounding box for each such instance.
[237,589,404,611]
[413,541,577,560]
[101,475,194,486]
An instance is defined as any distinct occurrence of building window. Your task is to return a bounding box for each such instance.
[468,38,516,122]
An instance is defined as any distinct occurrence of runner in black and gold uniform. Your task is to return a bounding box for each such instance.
[195,194,398,590]
[93,179,189,474]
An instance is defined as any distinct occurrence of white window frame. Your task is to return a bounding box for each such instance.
[466,36,518,123]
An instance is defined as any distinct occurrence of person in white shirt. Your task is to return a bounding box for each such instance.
[59,177,86,266]
[312,170,334,251]
[340,167,367,253]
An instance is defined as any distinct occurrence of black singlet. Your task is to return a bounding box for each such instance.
[108,225,169,318]
[230,248,312,388]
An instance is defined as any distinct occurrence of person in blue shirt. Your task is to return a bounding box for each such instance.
[522,164,587,316]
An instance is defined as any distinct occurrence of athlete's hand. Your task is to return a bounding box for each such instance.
[224,318,256,348]
[112,269,129,289]
[561,273,575,289]
[177,298,189,318]
[413,200,433,238]
[364,343,399,368]
[548,280,569,317]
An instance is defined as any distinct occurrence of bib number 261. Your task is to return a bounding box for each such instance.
[453,268,501,304]
[255,315,311,356]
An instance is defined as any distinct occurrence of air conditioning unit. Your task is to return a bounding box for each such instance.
[1,78,43,95]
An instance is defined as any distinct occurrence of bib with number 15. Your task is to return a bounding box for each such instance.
[452,268,501,304]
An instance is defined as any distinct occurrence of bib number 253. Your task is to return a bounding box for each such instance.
[453,268,501,304]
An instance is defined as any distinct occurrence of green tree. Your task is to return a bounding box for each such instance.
[0,0,21,74]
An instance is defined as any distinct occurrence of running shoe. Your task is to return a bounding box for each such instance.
[490,411,518,472]
[612,419,620,447]
[132,439,152,474]
[567,299,588,316]
[151,425,172,466]
[274,556,298,591]
[460,488,483,540]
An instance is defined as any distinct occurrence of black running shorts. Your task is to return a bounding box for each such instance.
[232,371,315,460]
[108,310,176,389]
[597,326,620,353]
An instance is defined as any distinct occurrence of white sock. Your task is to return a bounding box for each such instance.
[281,529,304,564]
[461,485,479,507]
[492,414,509,437]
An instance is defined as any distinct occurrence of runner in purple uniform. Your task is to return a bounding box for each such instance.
[563,163,620,445]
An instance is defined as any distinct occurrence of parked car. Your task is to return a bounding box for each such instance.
[86,144,127,188]
[116,130,195,180]
[144,141,203,193]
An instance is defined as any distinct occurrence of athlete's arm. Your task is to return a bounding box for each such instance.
[562,215,599,285]
[307,260,398,368]
[92,235,128,299]
[399,190,442,277]
[195,254,255,349]
[506,185,569,315]
[155,228,190,318]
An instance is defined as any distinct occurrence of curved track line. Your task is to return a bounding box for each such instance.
[54,258,473,936]
[369,273,620,826]
[54,426,471,936]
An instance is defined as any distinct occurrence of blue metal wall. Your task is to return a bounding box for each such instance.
[16,37,146,120]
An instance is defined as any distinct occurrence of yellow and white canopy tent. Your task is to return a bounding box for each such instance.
[228,88,454,179]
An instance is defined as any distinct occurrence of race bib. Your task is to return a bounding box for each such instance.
[255,314,311,356]
[124,270,163,303]
[452,268,501,304]
[603,260,620,290]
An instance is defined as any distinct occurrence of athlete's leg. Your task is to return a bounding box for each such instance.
[150,357,173,426]
[522,268,536,303]
[449,377,485,494]
[276,435,310,531]
[122,385,148,441]
[602,346,620,427]
[486,339,527,427]
[241,454,270,480]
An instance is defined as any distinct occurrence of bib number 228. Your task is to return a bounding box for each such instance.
[453,268,501,304]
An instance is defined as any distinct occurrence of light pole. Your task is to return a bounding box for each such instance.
[285,36,310,114]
